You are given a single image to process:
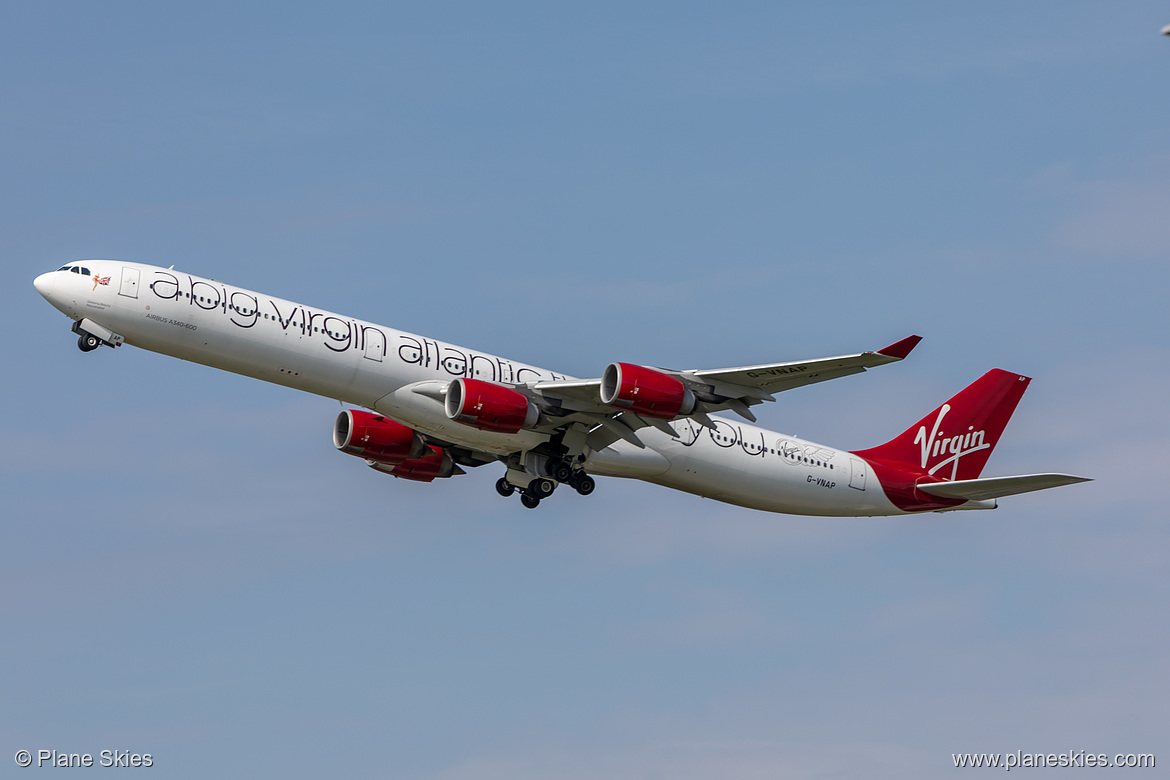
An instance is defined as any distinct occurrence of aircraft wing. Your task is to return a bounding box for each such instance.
[530,335,920,417]
[682,334,922,403]
[521,335,922,448]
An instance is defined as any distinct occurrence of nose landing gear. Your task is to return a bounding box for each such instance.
[70,319,122,352]
[77,333,102,352]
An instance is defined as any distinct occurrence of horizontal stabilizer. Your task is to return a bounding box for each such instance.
[916,473,1091,501]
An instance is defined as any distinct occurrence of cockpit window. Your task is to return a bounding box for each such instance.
[57,265,72,272]
[56,265,91,275]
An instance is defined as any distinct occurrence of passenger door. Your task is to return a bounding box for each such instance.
[119,267,140,298]
[849,458,867,490]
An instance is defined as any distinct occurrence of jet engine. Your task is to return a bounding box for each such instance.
[445,378,539,434]
[367,445,459,482]
[600,363,696,420]
[334,410,425,464]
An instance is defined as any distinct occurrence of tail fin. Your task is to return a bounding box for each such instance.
[853,369,1030,481]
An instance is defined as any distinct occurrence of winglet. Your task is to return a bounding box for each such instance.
[876,334,922,360]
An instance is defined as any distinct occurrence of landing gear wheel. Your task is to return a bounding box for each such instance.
[550,461,574,483]
[77,333,101,352]
[520,492,541,509]
[572,474,596,496]
[529,477,556,499]
[495,477,516,497]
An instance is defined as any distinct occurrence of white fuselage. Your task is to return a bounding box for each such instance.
[35,260,906,516]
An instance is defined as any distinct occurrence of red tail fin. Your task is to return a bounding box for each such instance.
[853,369,1031,481]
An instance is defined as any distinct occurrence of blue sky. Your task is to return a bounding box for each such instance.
[3,2,1167,777]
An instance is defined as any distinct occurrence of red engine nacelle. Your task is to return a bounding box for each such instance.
[445,378,539,434]
[334,410,424,464]
[600,363,696,420]
[368,445,457,483]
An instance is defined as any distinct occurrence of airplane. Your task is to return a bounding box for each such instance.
[33,260,1090,515]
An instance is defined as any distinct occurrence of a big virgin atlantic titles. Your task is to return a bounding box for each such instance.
[34,261,1089,513]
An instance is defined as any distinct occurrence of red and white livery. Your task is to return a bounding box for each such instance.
[34,261,1090,513]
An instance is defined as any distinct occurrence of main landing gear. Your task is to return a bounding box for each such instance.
[572,472,596,495]
[514,476,556,509]
[496,457,596,509]
[495,478,516,498]
[549,457,596,497]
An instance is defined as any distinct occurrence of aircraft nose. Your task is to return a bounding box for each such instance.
[33,272,56,298]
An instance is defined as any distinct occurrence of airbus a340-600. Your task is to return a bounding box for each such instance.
[34,261,1088,513]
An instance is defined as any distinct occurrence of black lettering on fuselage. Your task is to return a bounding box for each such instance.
[399,335,423,364]
[268,300,293,328]
[710,420,738,448]
[675,418,702,447]
[469,354,496,381]
[142,273,572,384]
[149,271,180,299]
[441,347,468,376]
[190,279,222,311]
[306,311,325,337]
[229,291,259,327]
[740,428,766,457]
[322,315,351,351]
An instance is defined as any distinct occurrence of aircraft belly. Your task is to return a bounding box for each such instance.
[646,427,900,517]
[584,443,670,479]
